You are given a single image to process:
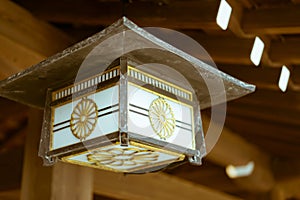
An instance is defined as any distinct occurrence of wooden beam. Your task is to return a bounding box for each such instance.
[93,170,242,200]
[7,1,300,67]
[176,32,293,67]
[269,37,300,65]
[0,190,20,200]
[273,159,300,181]
[236,0,255,9]
[243,5,300,35]
[0,0,73,57]
[0,3,94,195]
[272,178,300,200]
[219,63,300,92]
[217,64,282,91]
[15,0,221,29]
[0,147,23,191]
[227,101,300,127]
[17,0,300,36]
[20,109,52,200]
[0,33,44,80]
[226,0,252,38]
[224,87,300,112]
[168,162,240,194]
[183,32,254,65]
[0,0,74,80]
[203,116,275,192]
[51,162,94,200]
[20,109,94,200]
[223,116,300,158]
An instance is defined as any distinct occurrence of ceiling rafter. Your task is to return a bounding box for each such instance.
[0,0,73,57]
[14,0,300,36]
[243,4,300,35]
[93,169,243,200]
[203,116,275,192]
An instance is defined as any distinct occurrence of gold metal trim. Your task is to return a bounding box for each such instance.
[130,141,185,160]
[128,82,193,108]
[128,66,192,101]
[52,66,120,101]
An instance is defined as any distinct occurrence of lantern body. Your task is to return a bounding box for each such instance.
[47,58,201,173]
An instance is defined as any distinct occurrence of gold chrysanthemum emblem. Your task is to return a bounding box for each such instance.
[87,147,159,167]
[149,98,176,139]
[70,98,98,140]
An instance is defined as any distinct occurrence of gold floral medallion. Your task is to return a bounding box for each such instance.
[148,98,176,139]
[87,147,159,167]
[70,98,98,140]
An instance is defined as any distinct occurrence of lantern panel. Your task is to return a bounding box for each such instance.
[51,85,119,150]
[128,82,195,150]
[61,141,184,173]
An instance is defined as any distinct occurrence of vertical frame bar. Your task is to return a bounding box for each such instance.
[189,96,206,165]
[39,88,56,165]
[119,56,129,146]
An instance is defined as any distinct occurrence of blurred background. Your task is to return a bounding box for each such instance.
[0,0,299,199]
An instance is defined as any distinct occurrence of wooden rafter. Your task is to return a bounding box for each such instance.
[93,169,243,200]
[243,4,300,35]
[203,116,275,192]
[0,33,44,80]
[269,37,300,65]
[0,0,73,57]
[0,0,73,80]
[0,190,20,200]
[15,0,300,36]
[15,0,221,29]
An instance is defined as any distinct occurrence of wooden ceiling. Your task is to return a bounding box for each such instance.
[0,0,300,199]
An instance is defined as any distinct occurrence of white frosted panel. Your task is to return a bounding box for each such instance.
[128,84,194,149]
[53,85,119,125]
[53,98,82,125]
[94,85,119,107]
[51,85,119,150]
[52,128,78,150]
[128,84,191,124]
[52,112,119,149]
[97,112,119,134]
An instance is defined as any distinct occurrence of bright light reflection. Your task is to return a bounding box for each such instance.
[226,161,255,179]
[278,65,290,92]
[250,37,264,66]
[216,0,232,30]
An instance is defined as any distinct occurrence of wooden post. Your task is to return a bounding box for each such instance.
[1,1,92,199]
[51,162,94,200]
[20,109,94,200]
[20,109,53,200]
